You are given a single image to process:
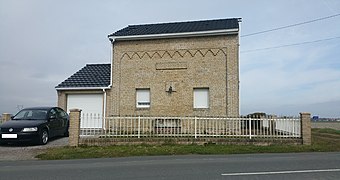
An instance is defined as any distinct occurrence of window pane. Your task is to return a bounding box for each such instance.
[136,89,150,108]
[194,88,209,108]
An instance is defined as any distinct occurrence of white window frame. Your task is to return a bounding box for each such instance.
[193,88,209,109]
[136,89,151,108]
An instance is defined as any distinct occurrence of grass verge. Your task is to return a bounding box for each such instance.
[36,128,340,160]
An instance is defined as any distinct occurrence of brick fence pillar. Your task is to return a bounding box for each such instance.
[69,109,82,147]
[300,112,311,145]
[1,113,12,122]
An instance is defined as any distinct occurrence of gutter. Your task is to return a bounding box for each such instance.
[55,87,111,91]
[108,28,239,41]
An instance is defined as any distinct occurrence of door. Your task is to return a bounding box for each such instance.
[67,94,103,128]
[48,108,61,137]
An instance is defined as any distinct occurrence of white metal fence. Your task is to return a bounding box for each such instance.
[80,115,301,139]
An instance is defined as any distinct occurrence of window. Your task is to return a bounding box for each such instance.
[13,109,47,120]
[49,109,57,118]
[56,108,67,118]
[136,89,150,108]
[193,88,209,109]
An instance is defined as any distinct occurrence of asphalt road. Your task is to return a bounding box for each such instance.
[0,152,339,180]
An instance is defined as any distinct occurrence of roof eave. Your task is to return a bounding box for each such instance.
[55,86,111,91]
[108,28,239,41]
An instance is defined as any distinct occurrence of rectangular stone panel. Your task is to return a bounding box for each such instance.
[156,62,187,70]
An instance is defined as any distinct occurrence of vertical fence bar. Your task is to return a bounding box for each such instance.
[138,116,141,138]
[149,117,153,137]
[249,117,252,139]
[130,116,132,137]
[194,116,197,139]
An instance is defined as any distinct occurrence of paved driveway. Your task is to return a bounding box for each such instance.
[0,137,68,161]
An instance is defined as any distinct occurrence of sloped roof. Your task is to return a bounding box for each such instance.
[108,18,240,37]
[56,64,111,89]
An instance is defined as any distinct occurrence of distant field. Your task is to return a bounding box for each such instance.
[312,122,340,130]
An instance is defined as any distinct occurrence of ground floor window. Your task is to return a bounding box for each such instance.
[193,88,209,109]
[136,89,150,108]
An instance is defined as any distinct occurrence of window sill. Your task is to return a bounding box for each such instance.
[193,108,210,111]
[136,107,150,111]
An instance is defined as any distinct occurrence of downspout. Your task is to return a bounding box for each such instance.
[102,88,107,130]
[108,36,117,116]
[103,37,115,130]
[109,37,115,88]
[237,18,241,116]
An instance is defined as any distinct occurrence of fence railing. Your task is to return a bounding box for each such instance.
[80,115,301,139]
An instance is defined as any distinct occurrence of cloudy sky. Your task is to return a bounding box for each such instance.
[0,0,339,117]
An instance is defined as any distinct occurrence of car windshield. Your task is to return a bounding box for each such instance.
[13,109,48,120]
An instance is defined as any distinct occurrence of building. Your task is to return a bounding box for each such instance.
[56,18,241,128]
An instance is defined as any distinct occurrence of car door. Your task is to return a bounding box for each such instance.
[48,108,60,137]
[56,108,68,135]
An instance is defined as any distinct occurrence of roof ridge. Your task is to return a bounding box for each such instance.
[127,18,241,27]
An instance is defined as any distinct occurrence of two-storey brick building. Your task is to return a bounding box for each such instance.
[56,18,241,128]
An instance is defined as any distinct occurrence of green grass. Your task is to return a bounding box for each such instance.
[36,128,340,160]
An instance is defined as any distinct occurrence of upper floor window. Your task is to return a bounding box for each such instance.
[136,89,150,108]
[193,88,209,109]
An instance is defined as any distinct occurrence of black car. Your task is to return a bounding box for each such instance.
[0,107,69,145]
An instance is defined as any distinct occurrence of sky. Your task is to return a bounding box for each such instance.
[0,0,339,117]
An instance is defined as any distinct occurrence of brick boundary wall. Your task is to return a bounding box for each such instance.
[69,109,81,147]
[1,113,12,123]
[300,112,311,145]
[79,137,302,146]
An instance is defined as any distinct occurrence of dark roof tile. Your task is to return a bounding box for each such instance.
[56,64,110,89]
[109,18,240,37]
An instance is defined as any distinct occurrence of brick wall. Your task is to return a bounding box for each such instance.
[1,113,12,123]
[300,112,311,145]
[108,35,239,117]
[69,109,81,147]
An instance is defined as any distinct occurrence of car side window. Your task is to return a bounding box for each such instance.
[49,109,57,119]
[56,108,67,118]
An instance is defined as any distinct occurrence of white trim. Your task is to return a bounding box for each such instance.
[103,89,107,130]
[56,87,110,91]
[108,29,238,41]
[109,40,114,88]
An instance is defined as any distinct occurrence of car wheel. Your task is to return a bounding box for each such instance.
[39,129,49,145]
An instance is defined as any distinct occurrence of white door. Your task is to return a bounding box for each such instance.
[67,94,103,128]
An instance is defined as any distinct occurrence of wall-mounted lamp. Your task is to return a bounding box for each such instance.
[166,82,176,94]
[168,86,173,94]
